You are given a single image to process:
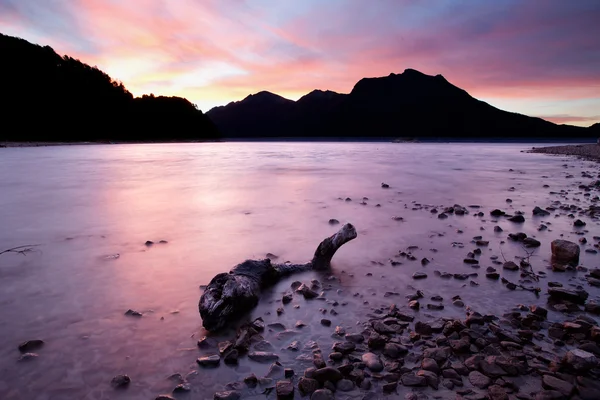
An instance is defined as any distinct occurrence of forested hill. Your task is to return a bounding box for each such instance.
[0,33,219,142]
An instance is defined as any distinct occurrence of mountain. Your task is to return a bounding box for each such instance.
[590,123,600,132]
[0,33,219,142]
[207,68,589,139]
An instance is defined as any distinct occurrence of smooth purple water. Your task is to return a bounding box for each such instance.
[0,142,598,399]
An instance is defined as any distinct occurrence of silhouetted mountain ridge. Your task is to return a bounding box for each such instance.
[0,33,219,142]
[207,68,590,139]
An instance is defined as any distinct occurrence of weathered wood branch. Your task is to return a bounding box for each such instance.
[199,223,357,331]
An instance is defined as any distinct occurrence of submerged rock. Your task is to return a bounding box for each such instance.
[551,239,580,266]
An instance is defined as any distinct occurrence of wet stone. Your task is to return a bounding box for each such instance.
[310,389,334,400]
[541,375,573,397]
[197,355,220,367]
[469,370,492,389]
[276,380,294,399]
[18,339,44,353]
[213,391,241,400]
[248,352,279,363]
[298,377,319,395]
[111,374,131,388]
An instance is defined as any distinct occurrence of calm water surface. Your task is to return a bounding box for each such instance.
[0,142,599,399]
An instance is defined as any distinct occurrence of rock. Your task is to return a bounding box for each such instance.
[173,383,191,393]
[197,355,220,367]
[310,389,334,400]
[488,385,509,400]
[551,239,580,266]
[530,305,548,318]
[508,215,525,223]
[156,396,176,400]
[313,367,343,383]
[523,238,541,248]
[328,219,339,225]
[296,284,319,299]
[548,288,588,304]
[336,379,354,391]
[298,377,319,395]
[401,373,427,387]
[562,349,598,372]
[18,339,45,353]
[332,341,355,354]
[111,374,131,388]
[244,374,258,387]
[585,301,600,314]
[486,272,500,280]
[224,350,239,364]
[282,293,293,304]
[533,390,564,400]
[413,272,427,279]
[494,226,503,232]
[276,380,294,399]
[248,352,279,362]
[541,375,573,397]
[421,358,440,374]
[124,309,142,317]
[490,209,505,217]
[381,182,390,188]
[468,371,491,389]
[214,391,241,400]
[362,352,383,372]
[503,261,519,271]
[574,219,586,227]
[533,206,550,216]
[384,343,408,358]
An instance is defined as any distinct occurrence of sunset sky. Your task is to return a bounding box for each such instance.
[1,0,599,126]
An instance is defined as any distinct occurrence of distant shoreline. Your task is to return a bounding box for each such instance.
[1,138,596,148]
[529,143,600,161]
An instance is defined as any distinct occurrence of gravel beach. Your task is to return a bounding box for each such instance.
[530,144,600,161]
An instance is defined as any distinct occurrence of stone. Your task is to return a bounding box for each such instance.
[298,377,319,395]
[523,238,541,248]
[503,261,519,271]
[488,384,509,400]
[248,352,279,362]
[111,374,131,388]
[401,373,427,387]
[173,383,191,393]
[562,349,598,372]
[551,239,580,266]
[332,341,355,354]
[413,272,427,279]
[383,343,407,358]
[336,379,354,391]
[469,371,491,389]
[548,288,588,304]
[197,355,220,367]
[276,380,294,399]
[362,352,383,372]
[541,375,573,397]
[313,367,343,383]
[18,339,44,353]
[421,358,440,374]
[310,389,334,400]
[214,391,241,400]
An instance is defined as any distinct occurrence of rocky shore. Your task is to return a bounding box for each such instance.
[529,144,600,162]
[180,159,600,399]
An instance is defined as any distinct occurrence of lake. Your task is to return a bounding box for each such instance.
[0,142,598,399]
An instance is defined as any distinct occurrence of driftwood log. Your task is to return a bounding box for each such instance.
[199,223,357,331]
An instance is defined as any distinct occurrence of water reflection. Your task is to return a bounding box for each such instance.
[0,142,597,399]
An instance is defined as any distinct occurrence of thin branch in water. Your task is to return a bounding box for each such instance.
[0,245,40,256]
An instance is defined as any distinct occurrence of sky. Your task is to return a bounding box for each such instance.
[1,0,599,127]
